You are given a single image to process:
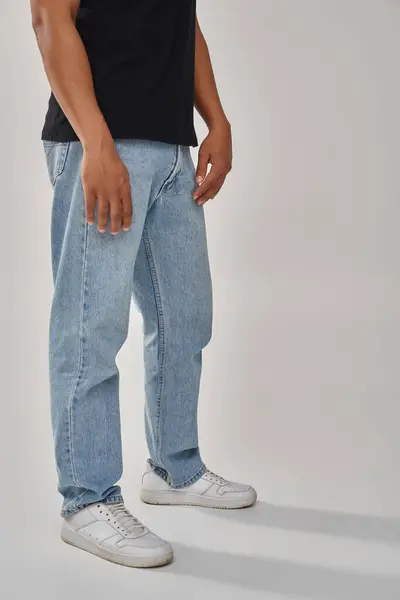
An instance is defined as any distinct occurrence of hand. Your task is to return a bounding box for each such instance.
[81,141,133,235]
[193,121,232,206]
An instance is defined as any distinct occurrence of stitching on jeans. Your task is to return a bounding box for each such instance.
[67,488,89,515]
[49,142,70,186]
[56,142,70,181]
[142,225,165,466]
[150,462,169,483]
[154,145,181,202]
[66,221,89,488]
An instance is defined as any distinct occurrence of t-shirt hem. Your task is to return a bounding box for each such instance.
[41,128,199,148]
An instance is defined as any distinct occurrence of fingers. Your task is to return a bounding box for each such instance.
[109,197,122,235]
[196,148,210,185]
[84,188,96,225]
[97,196,109,233]
[83,188,132,234]
[197,175,226,205]
[193,164,226,205]
[81,152,132,234]
[121,185,133,231]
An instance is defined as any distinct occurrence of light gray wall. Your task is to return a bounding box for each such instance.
[1,0,399,530]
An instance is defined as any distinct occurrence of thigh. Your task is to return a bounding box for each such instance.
[132,146,213,339]
[47,141,153,363]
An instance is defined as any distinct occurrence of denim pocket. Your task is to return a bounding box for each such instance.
[43,141,70,186]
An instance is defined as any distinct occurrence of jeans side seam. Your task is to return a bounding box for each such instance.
[149,460,169,483]
[142,225,165,466]
[66,221,89,488]
[65,488,89,516]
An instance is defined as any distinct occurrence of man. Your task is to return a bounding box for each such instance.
[31,0,257,568]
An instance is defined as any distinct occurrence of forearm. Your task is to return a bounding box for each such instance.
[194,19,230,131]
[33,6,111,151]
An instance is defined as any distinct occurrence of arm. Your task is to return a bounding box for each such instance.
[31,0,132,234]
[193,19,232,205]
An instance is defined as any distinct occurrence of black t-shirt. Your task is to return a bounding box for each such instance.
[42,0,198,147]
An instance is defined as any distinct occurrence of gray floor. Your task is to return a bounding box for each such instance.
[3,483,400,600]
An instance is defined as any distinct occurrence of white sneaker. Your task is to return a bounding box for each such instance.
[140,463,257,509]
[61,502,173,568]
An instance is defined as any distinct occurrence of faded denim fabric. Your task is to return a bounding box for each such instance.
[43,140,212,516]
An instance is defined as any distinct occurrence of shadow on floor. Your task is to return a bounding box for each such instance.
[196,501,400,545]
[164,543,400,600]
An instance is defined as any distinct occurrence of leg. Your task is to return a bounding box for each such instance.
[47,140,150,516]
[132,146,213,487]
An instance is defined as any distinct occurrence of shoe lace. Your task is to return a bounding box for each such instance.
[106,503,145,536]
[206,470,230,487]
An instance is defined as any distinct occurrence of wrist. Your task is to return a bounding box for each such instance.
[81,119,114,156]
[208,116,231,134]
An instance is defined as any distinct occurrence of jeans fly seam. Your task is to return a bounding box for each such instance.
[154,145,181,202]
[66,221,89,488]
[142,225,165,465]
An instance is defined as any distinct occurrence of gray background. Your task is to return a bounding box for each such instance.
[1,0,400,598]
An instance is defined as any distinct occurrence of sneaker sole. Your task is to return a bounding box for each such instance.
[140,488,257,509]
[61,525,173,568]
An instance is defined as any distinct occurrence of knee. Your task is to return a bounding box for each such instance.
[198,305,213,350]
[175,302,212,354]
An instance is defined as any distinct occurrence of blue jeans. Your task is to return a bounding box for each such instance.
[43,140,212,516]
